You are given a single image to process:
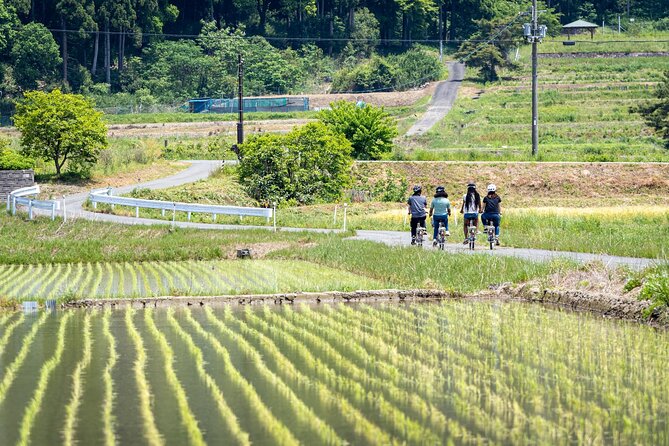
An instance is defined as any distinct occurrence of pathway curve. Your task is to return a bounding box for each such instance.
[57,160,337,233]
[350,230,656,271]
[39,161,657,267]
[405,62,465,137]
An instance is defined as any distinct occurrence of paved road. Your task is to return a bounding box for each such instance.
[405,62,465,137]
[56,160,339,233]
[350,230,656,271]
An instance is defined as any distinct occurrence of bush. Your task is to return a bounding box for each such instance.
[0,140,34,170]
[237,122,353,205]
[318,101,398,160]
[331,47,442,93]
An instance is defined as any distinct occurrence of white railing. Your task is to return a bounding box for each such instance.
[89,187,276,229]
[7,185,60,221]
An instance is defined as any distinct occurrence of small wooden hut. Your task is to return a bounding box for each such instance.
[562,20,599,40]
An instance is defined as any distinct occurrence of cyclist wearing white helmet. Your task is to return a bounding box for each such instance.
[407,185,428,245]
[460,183,481,244]
[481,183,502,245]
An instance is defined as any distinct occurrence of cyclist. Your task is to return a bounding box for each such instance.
[481,184,502,246]
[407,185,427,245]
[460,183,481,244]
[429,186,451,246]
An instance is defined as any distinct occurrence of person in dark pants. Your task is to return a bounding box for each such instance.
[407,185,427,245]
[429,186,451,245]
[460,183,482,244]
[481,184,502,245]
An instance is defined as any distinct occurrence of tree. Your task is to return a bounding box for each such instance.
[318,101,398,160]
[14,89,108,176]
[634,71,669,149]
[237,122,353,204]
[11,23,62,90]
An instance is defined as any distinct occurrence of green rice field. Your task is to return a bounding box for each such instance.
[0,260,382,302]
[0,302,667,445]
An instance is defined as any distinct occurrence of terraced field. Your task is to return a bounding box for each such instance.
[0,260,382,302]
[0,302,667,445]
[409,41,669,161]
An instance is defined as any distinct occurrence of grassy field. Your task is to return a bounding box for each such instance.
[86,163,669,258]
[0,213,575,304]
[402,33,669,162]
[104,110,317,125]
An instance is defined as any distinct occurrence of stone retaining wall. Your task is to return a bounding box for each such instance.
[0,170,34,200]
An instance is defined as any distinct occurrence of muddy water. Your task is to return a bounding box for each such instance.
[0,301,667,445]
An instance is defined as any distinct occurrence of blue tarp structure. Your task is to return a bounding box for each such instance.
[188,97,309,113]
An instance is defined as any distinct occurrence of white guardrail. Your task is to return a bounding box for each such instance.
[89,187,276,229]
[7,185,60,220]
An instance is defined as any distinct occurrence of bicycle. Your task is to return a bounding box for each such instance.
[484,222,496,250]
[435,222,447,250]
[415,225,427,247]
[467,223,477,250]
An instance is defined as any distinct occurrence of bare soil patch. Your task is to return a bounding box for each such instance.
[353,161,669,206]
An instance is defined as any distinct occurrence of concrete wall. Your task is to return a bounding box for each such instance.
[0,170,34,200]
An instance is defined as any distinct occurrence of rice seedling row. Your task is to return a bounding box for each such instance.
[183,310,299,445]
[62,312,92,445]
[203,307,343,445]
[17,312,71,446]
[144,310,205,445]
[101,311,118,446]
[3,260,380,302]
[1,303,667,445]
[125,309,164,446]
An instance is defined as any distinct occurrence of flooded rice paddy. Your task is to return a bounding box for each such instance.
[0,301,667,445]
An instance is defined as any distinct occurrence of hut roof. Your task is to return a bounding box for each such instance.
[563,20,599,29]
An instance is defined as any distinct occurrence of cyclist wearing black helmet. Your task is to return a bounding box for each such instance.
[429,186,451,245]
[460,182,481,244]
[407,185,428,245]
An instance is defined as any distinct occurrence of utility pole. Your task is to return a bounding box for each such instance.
[531,0,539,157]
[237,54,244,145]
[438,1,443,62]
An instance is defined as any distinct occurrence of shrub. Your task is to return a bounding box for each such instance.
[237,122,353,205]
[0,140,34,170]
[318,101,398,160]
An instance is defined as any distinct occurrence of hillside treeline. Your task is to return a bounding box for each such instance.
[0,0,667,106]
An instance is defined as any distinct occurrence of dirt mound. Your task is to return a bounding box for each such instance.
[353,161,669,206]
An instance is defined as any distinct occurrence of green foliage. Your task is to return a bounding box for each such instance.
[332,47,442,93]
[14,89,108,177]
[10,22,61,90]
[640,264,669,311]
[318,101,398,160]
[633,71,669,149]
[238,122,353,205]
[0,139,34,170]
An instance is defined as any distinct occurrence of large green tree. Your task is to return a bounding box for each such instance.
[11,23,62,90]
[237,122,353,204]
[318,101,398,160]
[14,89,108,176]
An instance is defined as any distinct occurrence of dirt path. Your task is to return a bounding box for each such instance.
[405,62,465,136]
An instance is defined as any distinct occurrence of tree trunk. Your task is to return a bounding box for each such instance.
[62,17,68,85]
[92,30,99,76]
[105,23,111,84]
[118,31,124,72]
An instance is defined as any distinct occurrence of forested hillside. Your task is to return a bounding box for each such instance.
[0,0,667,110]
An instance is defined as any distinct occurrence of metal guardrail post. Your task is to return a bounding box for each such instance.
[135,206,139,218]
[273,202,277,232]
[172,203,176,228]
[343,203,348,232]
[51,202,56,221]
[28,199,33,220]
[62,196,67,222]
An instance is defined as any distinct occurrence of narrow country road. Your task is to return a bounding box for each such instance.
[38,160,657,268]
[405,62,465,137]
[350,230,656,271]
